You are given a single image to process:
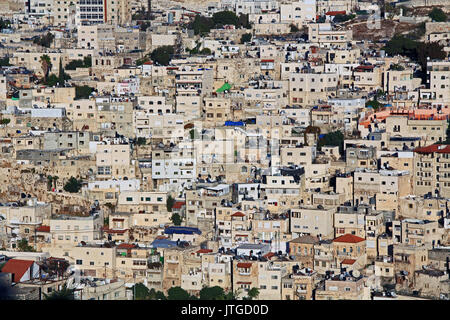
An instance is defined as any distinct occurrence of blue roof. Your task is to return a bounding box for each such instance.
[164,226,202,235]
[225,121,244,126]
[151,238,178,248]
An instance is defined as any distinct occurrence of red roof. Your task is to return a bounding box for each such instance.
[326,11,346,16]
[143,61,153,65]
[263,252,276,259]
[231,211,245,217]
[172,201,186,210]
[237,263,252,268]
[237,281,252,284]
[333,234,365,243]
[112,218,125,221]
[117,243,136,249]
[104,228,128,234]
[196,249,212,254]
[355,65,374,71]
[1,259,34,283]
[36,225,50,233]
[341,259,356,265]
[414,144,450,154]
[261,59,274,63]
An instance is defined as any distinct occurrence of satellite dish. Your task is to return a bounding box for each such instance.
[353,270,360,278]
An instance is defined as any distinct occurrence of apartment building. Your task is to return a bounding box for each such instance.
[116,191,167,213]
[289,72,338,106]
[72,243,116,278]
[308,23,352,48]
[95,142,134,180]
[332,234,366,267]
[392,219,443,247]
[290,206,335,239]
[49,211,103,246]
[151,143,196,193]
[413,144,450,198]
[281,267,318,300]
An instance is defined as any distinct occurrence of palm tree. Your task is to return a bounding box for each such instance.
[40,54,52,82]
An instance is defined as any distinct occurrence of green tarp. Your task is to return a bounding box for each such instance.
[216,82,231,93]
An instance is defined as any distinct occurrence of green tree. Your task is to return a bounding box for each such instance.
[167,286,190,300]
[0,18,12,29]
[136,57,150,66]
[290,24,300,33]
[416,41,446,74]
[33,32,55,48]
[317,130,345,154]
[407,22,426,40]
[150,45,174,66]
[63,176,82,193]
[66,56,92,70]
[428,8,447,22]
[83,56,92,67]
[0,118,10,125]
[75,85,95,99]
[133,283,150,300]
[189,129,199,139]
[136,137,146,145]
[366,99,383,111]
[246,287,260,300]
[40,54,52,82]
[17,239,35,252]
[389,63,405,71]
[240,33,252,44]
[199,48,212,55]
[333,14,356,23]
[44,285,75,300]
[212,11,239,27]
[383,34,418,57]
[65,59,84,70]
[0,57,11,67]
[43,74,63,86]
[238,13,252,29]
[224,289,239,300]
[190,15,214,35]
[148,288,167,300]
[58,58,65,86]
[199,286,226,300]
[166,195,175,212]
[47,175,53,191]
[139,21,151,31]
[170,213,182,226]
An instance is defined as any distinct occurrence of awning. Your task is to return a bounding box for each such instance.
[216,82,231,93]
